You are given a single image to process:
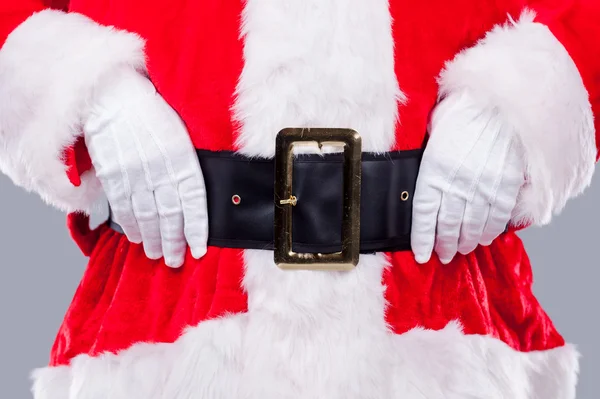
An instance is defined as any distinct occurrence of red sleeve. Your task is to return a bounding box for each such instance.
[528,0,600,158]
[0,0,45,48]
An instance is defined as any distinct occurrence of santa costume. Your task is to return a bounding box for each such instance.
[0,0,598,398]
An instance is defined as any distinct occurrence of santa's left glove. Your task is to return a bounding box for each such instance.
[84,67,209,267]
[411,91,526,264]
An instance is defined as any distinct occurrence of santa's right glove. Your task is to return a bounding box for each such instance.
[84,67,209,268]
[411,91,526,265]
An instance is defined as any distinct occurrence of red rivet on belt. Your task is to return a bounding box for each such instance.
[232,194,241,205]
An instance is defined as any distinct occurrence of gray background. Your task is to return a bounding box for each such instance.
[0,173,598,398]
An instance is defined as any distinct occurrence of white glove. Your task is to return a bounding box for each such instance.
[84,67,209,268]
[411,91,525,264]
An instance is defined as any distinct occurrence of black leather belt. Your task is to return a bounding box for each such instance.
[108,148,423,254]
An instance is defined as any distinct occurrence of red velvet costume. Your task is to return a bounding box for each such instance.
[0,0,598,397]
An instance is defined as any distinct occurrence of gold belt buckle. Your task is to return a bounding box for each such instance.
[274,128,362,271]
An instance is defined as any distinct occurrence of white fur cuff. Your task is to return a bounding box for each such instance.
[438,10,596,226]
[0,10,146,212]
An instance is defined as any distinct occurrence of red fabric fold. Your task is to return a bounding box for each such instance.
[66,212,102,257]
[63,136,93,188]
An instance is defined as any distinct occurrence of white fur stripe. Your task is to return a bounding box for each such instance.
[232,0,403,157]
[233,2,402,394]
[30,314,578,398]
[232,2,403,394]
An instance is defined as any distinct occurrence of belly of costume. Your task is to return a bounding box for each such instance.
[49,227,563,367]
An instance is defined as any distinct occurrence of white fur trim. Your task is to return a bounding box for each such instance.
[438,9,596,226]
[233,0,403,157]
[0,10,146,212]
[31,292,578,397]
[30,366,71,399]
[31,253,579,398]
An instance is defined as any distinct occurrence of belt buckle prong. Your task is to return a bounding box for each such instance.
[274,128,362,271]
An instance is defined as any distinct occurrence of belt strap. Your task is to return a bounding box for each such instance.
[109,149,423,254]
